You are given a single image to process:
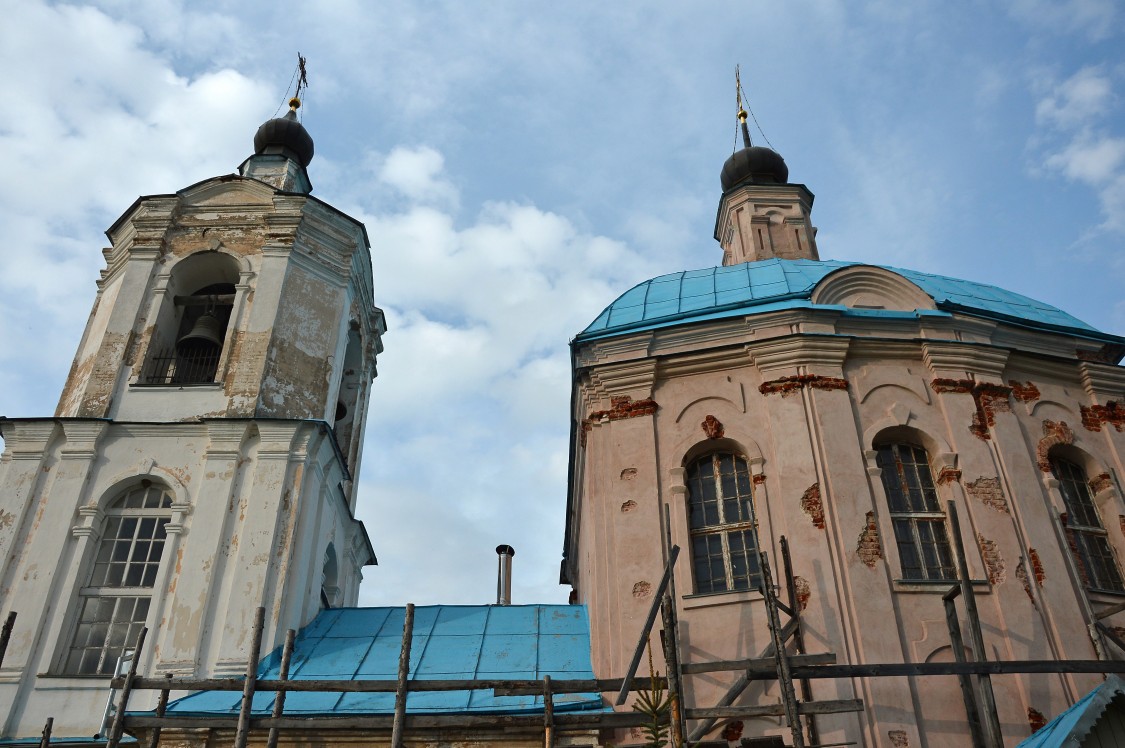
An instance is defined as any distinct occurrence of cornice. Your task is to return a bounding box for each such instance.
[1079,361,1125,399]
[657,346,750,379]
[576,332,654,367]
[748,335,851,375]
[585,359,658,399]
[921,341,1010,379]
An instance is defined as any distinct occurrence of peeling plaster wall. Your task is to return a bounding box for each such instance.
[569,303,1125,747]
[0,418,369,738]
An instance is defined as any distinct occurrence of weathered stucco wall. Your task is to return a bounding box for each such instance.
[570,290,1125,747]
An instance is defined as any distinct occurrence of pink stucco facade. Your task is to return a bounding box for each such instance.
[564,169,1125,746]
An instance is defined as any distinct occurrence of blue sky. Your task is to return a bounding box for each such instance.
[1,0,1122,606]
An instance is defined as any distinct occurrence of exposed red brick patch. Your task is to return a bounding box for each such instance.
[930,378,1013,440]
[701,414,725,439]
[966,477,1009,514]
[759,374,848,397]
[800,483,826,530]
[1077,347,1115,363]
[582,396,658,444]
[1120,515,1125,538]
[632,581,651,598]
[620,500,637,513]
[1027,707,1047,732]
[1016,560,1033,601]
[1009,380,1041,403]
[752,474,767,485]
[857,511,883,568]
[1081,401,1125,432]
[977,534,1006,585]
[1089,473,1113,494]
[1036,420,1075,472]
[720,721,744,742]
[1029,548,1045,586]
[936,467,962,485]
[887,730,909,747]
[794,576,811,611]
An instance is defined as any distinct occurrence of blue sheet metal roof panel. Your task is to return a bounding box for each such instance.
[160,605,604,717]
[577,258,1112,343]
[1017,675,1125,747]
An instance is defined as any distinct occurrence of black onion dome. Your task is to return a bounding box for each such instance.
[253,109,314,167]
[720,145,788,191]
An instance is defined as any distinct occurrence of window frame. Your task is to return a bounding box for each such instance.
[61,483,173,676]
[1051,455,1125,594]
[684,451,763,595]
[875,443,957,583]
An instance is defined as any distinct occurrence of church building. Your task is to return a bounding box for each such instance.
[564,110,1125,745]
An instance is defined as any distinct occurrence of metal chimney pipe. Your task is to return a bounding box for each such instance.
[495,545,515,605]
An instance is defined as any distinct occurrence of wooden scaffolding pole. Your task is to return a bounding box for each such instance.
[615,546,680,706]
[943,586,986,748]
[106,627,147,748]
[780,536,819,747]
[947,501,1002,747]
[266,629,297,748]
[145,674,173,748]
[761,552,804,748]
[0,611,15,669]
[233,606,266,748]
[391,603,416,748]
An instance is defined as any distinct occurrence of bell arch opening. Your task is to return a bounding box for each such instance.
[141,252,240,385]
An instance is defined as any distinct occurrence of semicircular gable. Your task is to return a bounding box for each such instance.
[811,265,935,312]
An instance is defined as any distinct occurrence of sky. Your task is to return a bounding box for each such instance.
[1,0,1123,607]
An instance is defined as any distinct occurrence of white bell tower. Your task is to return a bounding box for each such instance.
[0,99,385,740]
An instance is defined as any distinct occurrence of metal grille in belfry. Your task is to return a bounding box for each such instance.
[142,346,220,385]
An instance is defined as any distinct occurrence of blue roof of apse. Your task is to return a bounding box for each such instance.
[159,605,603,716]
[577,258,1112,343]
[1017,675,1125,747]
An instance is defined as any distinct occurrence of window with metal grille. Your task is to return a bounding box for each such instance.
[63,483,172,675]
[1052,456,1124,592]
[876,444,956,581]
[686,452,762,594]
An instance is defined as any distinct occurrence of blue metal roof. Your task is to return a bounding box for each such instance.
[577,258,1110,343]
[161,605,603,716]
[1017,675,1125,747]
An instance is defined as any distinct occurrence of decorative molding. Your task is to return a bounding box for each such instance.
[586,359,657,399]
[811,265,935,312]
[921,341,1009,378]
[748,336,850,375]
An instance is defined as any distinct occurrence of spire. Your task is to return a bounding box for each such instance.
[240,56,315,193]
[715,67,817,265]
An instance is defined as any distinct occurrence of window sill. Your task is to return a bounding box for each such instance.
[682,588,764,609]
[892,579,989,594]
[130,382,222,389]
[35,673,113,687]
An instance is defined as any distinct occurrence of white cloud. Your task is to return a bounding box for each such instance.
[1035,67,1115,129]
[1045,135,1125,184]
[378,146,459,208]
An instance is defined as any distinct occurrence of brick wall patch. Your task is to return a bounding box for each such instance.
[794,575,811,611]
[620,467,638,481]
[800,483,826,530]
[1081,401,1125,432]
[930,378,1013,440]
[977,533,1006,585]
[1016,559,1033,601]
[1009,380,1041,403]
[760,374,848,397]
[620,500,637,513]
[887,730,909,747]
[582,396,658,445]
[701,414,725,439]
[632,581,652,598]
[1088,473,1113,495]
[752,473,767,485]
[1036,420,1075,472]
[1028,707,1047,733]
[858,511,883,568]
[966,477,1009,514]
[936,467,962,485]
[1029,548,1045,586]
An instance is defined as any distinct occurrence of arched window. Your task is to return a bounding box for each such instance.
[686,452,761,594]
[63,483,172,675]
[876,443,955,581]
[1052,456,1124,592]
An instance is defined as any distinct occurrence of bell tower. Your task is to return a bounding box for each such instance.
[0,98,384,740]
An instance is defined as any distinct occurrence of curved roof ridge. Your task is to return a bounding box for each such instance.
[577,258,1109,343]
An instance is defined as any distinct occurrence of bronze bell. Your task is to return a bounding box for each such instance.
[178,311,224,350]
